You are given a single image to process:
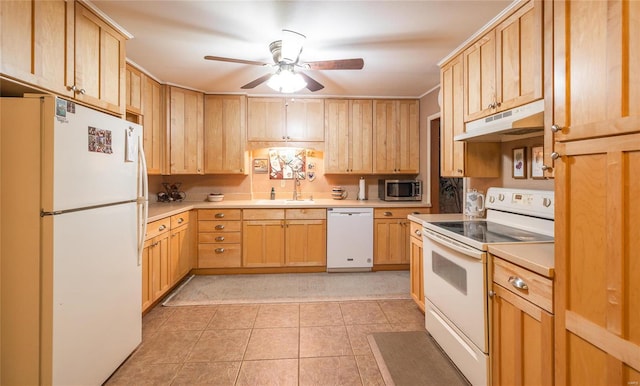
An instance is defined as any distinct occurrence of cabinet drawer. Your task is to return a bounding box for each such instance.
[493,257,553,313]
[374,207,429,219]
[198,220,241,232]
[409,221,423,240]
[145,218,170,239]
[198,244,242,268]
[198,209,241,221]
[170,211,190,228]
[286,208,326,220]
[199,232,241,244]
[243,208,285,220]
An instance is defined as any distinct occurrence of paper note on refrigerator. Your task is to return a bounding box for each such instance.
[125,127,137,162]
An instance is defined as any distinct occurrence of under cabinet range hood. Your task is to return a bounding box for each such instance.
[455,99,544,142]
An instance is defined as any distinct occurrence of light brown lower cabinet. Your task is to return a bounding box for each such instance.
[142,211,193,312]
[374,207,430,267]
[198,209,242,268]
[409,220,424,312]
[490,256,554,386]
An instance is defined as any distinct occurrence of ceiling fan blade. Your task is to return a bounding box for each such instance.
[240,73,273,89]
[304,58,364,70]
[204,55,269,66]
[299,73,324,92]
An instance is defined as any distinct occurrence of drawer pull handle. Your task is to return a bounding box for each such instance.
[158,225,167,231]
[414,229,421,236]
[215,248,225,253]
[177,218,184,224]
[215,225,225,230]
[383,211,392,216]
[215,236,225,241]
[508,276,528,290]
[215,213,225,218]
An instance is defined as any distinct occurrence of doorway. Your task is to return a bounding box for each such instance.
[428,115,462,214]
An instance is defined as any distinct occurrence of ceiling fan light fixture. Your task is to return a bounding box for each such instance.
[267,67,307,93]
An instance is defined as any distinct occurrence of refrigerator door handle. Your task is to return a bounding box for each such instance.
[137,134,149,266]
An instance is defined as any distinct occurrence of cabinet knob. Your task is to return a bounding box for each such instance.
[457,169,463,174]
[215,224,225,230]
[383,211,392,216]
[550,124,562,133]
[215,248,225,253]
[550,152,560,160]
[541,165,552,171]
[414,229,422,236]
[215,213,225,218]
[488,290,496,298]
[158,225,167,231]
[79,88,86,95]
[177,218,184,224]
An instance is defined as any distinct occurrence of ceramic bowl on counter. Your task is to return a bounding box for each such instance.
[207,193,224,202]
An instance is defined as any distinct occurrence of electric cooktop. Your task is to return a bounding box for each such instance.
[429,220,554,244]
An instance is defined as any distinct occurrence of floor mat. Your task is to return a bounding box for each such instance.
[368,331,470,386]
[162,271,411,306]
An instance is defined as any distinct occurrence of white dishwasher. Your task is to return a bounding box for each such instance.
[326,207,374,272]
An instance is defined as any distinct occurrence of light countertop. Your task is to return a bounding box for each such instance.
[148,199,430,222]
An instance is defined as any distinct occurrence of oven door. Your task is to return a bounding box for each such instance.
[422,228,488,352]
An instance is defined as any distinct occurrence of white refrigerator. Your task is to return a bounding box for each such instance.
[0,95,148,385]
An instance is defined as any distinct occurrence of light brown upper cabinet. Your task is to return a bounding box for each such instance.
[203,95,248,174]
[373,100,420,174]
[324,99,373,174]
[168,86,204,174]
[125,64,143,115]
[142,75,164,175]
[247,97,324,142]
[1,1,127,116]
[73,3,127,115]
[0,0,73,98]
[464,0,543,122]
[440,54,501,178]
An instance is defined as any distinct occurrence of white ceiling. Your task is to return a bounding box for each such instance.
[91,0,513,98]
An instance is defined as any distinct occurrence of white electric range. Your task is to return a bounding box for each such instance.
[421,187,554,385]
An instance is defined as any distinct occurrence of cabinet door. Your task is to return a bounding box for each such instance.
[126,64,143,114]
[374,219,409,265]
[142,76,164,175]
[495,0,543,112]
[491,286,553,386]
[324,99,350,173]
[373,100,397,174]
[349,99,374,174]
[285,220,326,266]
[247,97,285,141]
[464,30,496,122]
[0,0,73,98]
[396,100,420,173]
[149,232,170,302]
[440,55,465,177]
[554,134,640,385]
[551,1,640,143]
[74,3,126,115]
[286,98,324,141]
[204,95,247,174]
[169,224,190,285]
[409,234,424,311]
[169,86,204,174]
[141,238,153,312]
[242,220,285,267]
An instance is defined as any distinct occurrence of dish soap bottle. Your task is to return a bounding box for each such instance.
[270,187,276,200]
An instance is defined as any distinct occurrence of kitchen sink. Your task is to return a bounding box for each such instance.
[253,199,315,205]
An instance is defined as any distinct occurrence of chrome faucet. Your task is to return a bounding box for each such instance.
[292,171,300,200]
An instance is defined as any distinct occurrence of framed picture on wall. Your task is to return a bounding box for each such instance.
[531,145,545,179]
[512,147,527,179]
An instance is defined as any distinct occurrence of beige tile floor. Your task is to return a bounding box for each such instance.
[106,299,426,385]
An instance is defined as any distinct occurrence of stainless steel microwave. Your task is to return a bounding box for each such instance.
[378,179,422,201]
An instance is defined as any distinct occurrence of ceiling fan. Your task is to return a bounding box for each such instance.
[204,29,364,93]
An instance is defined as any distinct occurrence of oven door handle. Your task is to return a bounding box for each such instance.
[422,228,485,260]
